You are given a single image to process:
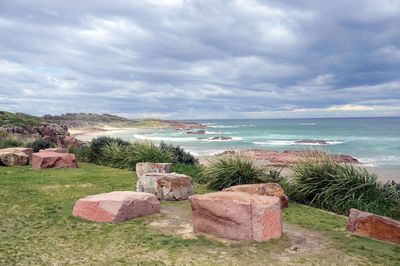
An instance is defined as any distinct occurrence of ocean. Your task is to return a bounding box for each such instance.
[77,117,400,170]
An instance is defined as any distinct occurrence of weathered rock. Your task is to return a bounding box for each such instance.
[223,183,289,208]
[137,173,193,200]
[72,191,160,223]
[187,130,206,135]
[0,148,31,166]
[32,151,78,169]
[346,208,400,244]
[39,148,68,153]
[135,162,172,178]
[189,192,282,242]
[294,140,328,145]
[217,149,360,167]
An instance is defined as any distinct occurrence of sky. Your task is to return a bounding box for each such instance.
[0,0,399,119]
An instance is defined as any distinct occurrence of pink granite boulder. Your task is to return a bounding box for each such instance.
[346,208,400,244]
[222,183,289,208]
[137,173,193,200]
[72,191,160,223]
[135,162,172,178]
[189,192,282,242]
[32,151,77,169]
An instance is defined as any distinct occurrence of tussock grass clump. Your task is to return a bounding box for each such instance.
[292,154,400,219]
[159,141,198,165]
[204,156,267,190]
[0,132,25,148]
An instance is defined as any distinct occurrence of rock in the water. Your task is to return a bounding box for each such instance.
[135,162,172,178]
[72,191,160,223]
[223,183,289,208]
[0,147,32,166]
[346,208,400,244]
[137,173,193,200]
[32,151,78,169]
[294,140,328,145]
[189,192,282,242]
[39,148,68,153]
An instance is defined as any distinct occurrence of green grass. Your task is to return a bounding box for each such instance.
[0,164,399,265]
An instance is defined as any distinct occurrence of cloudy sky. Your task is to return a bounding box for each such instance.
[0,0,399,119]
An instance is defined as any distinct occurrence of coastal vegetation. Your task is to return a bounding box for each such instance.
[292,154,400,219]
[1,164,399,265]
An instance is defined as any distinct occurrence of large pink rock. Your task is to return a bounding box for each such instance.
[32,151,77,169]
[189,192,282,242]
[135,162,172,178]
[72,191,160,223]
[346,209,400,244]
[223,183,289,208]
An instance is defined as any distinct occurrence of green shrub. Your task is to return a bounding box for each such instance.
[124,141,173,168]
[68,145,92,162]
[26,138,54,152]
[159,141,198,165]
[204,156,268,190]
[89,136,130,163]
[292,154,400,219]
[0,132,25,148]
[172,163,205,183]
[89,137,173,170]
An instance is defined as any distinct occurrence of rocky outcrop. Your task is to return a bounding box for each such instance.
[223,183,289,208]
[294,140,328,145]
[217,149,360,167]
[32,151,78,169]
[189,192,282,242]
[72,191,160,223]
[198,136,232,141]
[137,173,193,200]
[135,162,172,178]
[346,209,400,244]
[0,147,32,166]
[187,130,206,135]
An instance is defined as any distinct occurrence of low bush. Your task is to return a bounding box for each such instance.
[0,132,25,148]
[159,141,198,165]
[204,156,270,190]
[89,136,130,163]
[292,154,400,219]
[172,163,205,183]
[68,145,92,162]
[26,138,54,152]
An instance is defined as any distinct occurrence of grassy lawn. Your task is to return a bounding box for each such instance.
[0,164,399,265]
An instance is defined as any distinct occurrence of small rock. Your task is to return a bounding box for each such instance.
[137,173,193,200]
[135,162,172,178]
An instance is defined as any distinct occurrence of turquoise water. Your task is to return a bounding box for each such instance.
[79,117,400,168]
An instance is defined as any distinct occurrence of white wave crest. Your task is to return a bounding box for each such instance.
[253,140,343,146]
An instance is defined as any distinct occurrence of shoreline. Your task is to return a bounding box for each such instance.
[71,125,400,182]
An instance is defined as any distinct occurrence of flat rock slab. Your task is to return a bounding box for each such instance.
[32,151,78,169]
[346,208,400,244]
[189,192,282,242]
[135,162,172,178]
[223,183,289,208]
[0,147,32,166]
[137,173,193,201]
[72,191,160,223]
